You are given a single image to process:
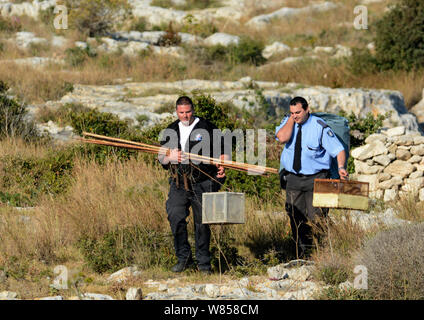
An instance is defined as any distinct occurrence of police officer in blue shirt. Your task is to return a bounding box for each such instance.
[275,96,348,258]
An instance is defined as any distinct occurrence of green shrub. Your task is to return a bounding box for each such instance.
[0,191,32,207]
[338,111,386,173]
[130,17,147,32]
[343,110,386,148]
[65,46,97,67]
[317,263,349,286]
[223,164,281,201]
[0,256,28,280]
[0,148,75,204]
[77,226,175,273]
[204,37,267,66]
[202,44,228,63]
[191,93,240,131]
[136,114,149,126]
[180,14,217,38]
[229,37,267,66]
[37,103,89,126]
[374,0,424,71]
[347,48,379,76]
[210,227,244,273]
[356,222,424,299]
[69,108,131,137]
[68,107,139,162]
[0,81,42,142]
[151,0,219,10]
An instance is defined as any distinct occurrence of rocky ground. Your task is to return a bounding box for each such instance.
[0,259,345,300]
[0,204,410,300]
[0,0,421,301]
[33,77,423,142]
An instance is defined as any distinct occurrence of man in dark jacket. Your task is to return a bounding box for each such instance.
[158,96,229,274]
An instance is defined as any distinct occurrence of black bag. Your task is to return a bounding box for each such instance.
[279,169,289,190]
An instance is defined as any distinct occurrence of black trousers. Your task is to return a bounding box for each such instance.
[166,179,220,267]
[285,170,329,255]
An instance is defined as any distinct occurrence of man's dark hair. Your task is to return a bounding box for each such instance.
[176,96,194,110]
[290,96,308,110]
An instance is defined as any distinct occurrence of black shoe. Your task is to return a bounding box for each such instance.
[171,259,194,273]
[198,265,212,275]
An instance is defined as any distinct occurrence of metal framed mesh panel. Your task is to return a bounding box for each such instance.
[202,192,245,224]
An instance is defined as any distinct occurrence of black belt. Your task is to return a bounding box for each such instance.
[290,169,329,178]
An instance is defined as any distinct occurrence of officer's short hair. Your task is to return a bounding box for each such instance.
[290,97,308,110]
[176,96,194,110]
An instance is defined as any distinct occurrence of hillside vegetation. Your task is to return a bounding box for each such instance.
[0,0,424,300]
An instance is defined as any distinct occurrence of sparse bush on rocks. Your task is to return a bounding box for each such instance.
[180,14,217,38]
[200,37,266,67]
[157,22,181,47]
[0,81,42,142]
[356,222,424,299]
[130,17,147,32]
[313,250,349,286]
[64,0,130,37]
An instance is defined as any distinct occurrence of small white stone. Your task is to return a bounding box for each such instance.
[81,293,114,300]
[385,126,405,137]
[409,171,424,179]
[205,284,220,298]
[384,189,398,202]
[126,287,143,300]
[37,296,64,300]
[419,188,424,202]
[0,291,18,300]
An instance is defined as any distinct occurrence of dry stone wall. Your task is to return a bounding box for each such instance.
[351,126,424,202]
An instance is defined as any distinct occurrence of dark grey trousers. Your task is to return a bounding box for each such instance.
[285,170,329,255]
[166,179,219,267]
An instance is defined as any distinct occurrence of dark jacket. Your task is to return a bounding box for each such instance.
[159,117,229,184]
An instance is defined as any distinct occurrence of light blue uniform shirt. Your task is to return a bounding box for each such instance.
[275,114,344,175]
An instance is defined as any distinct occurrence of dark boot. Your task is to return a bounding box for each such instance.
[171,257,194,273]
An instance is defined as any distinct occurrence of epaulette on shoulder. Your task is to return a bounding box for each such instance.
[316,119,329,128]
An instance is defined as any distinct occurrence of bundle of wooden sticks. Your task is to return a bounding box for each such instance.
[79,132,278,175]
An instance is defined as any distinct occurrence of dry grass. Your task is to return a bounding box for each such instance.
[37,156,170,243]
[392,193,424,222]
[310,210,378,287]
[223,0,380,46]
[0,137,51,158]
[0,145,291,297]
